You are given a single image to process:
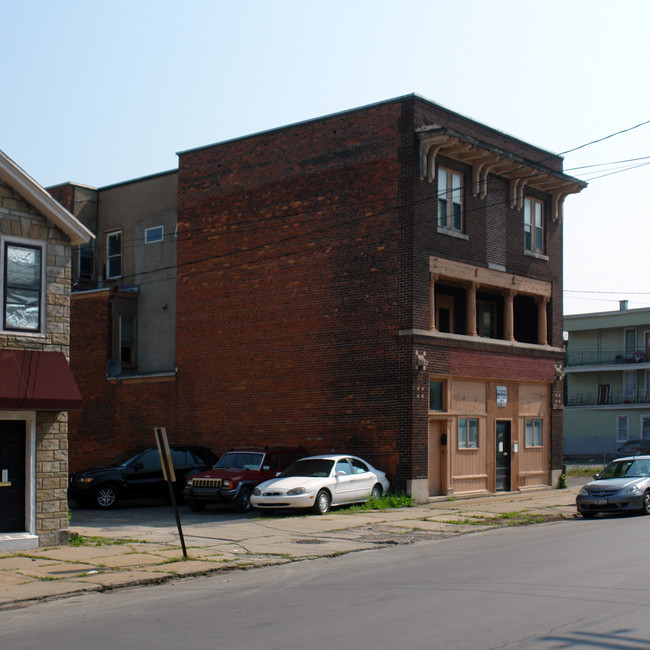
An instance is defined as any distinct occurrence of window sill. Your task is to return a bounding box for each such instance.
[437,226,468,241]
[524,250,549,262]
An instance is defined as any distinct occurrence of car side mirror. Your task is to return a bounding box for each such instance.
[335,470,346,477]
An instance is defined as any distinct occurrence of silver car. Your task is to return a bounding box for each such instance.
[577,456,650,518]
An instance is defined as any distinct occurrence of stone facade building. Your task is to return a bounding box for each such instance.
[0,149,91,550]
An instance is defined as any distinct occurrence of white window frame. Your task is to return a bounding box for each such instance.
[1,236,46,334]
[145,225,164,244]
[624,328,636,358]
[438,167,463,232]
[106,230,122,279]
[524,197,544,253]
[525,418,543,447]
[458,418,479,449]
[616,415,629,442]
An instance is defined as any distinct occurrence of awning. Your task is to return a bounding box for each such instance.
[0,349,83,411]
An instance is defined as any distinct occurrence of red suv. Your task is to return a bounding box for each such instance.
[183,445,309,513]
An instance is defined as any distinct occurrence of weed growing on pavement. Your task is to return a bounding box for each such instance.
[345,493,414,513]
[68,534,142,547]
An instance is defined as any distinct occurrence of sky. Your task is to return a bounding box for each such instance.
[2,0,649,316]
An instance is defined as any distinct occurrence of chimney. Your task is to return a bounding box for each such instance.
[620,300,629,311]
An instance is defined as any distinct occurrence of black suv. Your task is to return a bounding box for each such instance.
[68,446,217,509]
[184,445,309,513]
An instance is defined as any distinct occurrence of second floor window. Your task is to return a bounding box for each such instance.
[3,240,43,332]
[524,197,544,253]
[438,167,463,232]
[106,231,122,279]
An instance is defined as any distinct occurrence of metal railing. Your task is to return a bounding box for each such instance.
[567,390,650,407]
[565,349,648,367]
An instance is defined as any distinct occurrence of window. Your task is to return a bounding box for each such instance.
[2,240,44,332]
[438,167,463,231]
[525,419,543,447]
[106,231,122,279]
[335,459,353,475]
[624,371,636,402]
[617,415,629,442]
[119,316,136,367]
[624,328,636,358]
[145,226,164,244]
[458,418,479,449]
[78,242,94,279]
[524,197,544,253]
[429,381,444,411]
[350,458,370,474]
[642,416,650,440]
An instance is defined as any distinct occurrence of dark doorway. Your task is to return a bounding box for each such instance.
[495,421,511,492]
[0,420,26,532]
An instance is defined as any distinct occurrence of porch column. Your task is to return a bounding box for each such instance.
[536,296,549,346]
[504,290,515,342]
[429,273,438,331]
[466,282,478,336]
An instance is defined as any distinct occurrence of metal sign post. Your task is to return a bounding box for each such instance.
[154,427,187,558]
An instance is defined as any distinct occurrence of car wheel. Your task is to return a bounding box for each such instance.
[642,490,650,515]
[371,484,383,500]
[236,486,253,513]
[312,489,331,515]
[188,499,206,512]
[94,484,119,509]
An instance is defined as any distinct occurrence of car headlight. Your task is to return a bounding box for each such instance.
[223,480,233,490]
[619,485,642,495]
[75,477,94,485]
[253,488,261,496]
[185,478,193,487]
[287,487,306,495]
[578,488,589,496]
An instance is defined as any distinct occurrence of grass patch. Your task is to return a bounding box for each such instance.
[567,466,603,478]
[69,535,141,547]
[345,492,414,513]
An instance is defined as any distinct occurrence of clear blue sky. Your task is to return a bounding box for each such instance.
[3,0,649,314]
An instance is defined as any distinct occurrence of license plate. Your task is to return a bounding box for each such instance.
[594,498,607,505]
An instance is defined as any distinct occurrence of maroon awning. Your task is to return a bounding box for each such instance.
[0,349,83,410]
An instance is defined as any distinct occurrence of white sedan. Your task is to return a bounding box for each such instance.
[251,454,390,515]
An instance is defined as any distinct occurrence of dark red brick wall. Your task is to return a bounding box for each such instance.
[175,102,407,475]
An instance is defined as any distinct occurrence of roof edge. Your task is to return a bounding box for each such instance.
[0,149,94,246]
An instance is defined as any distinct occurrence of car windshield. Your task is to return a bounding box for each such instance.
[598,459,650,480]
[281,459,335,478]
[215,452,264,470]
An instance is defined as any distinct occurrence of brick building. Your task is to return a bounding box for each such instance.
[56,94,585,500]
[0,149,91,550]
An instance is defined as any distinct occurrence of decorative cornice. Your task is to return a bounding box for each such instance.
[418,127,587,223]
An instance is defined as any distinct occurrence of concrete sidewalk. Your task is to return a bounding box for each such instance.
[0,487,581,610]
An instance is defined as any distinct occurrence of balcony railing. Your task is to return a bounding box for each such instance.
[567,390,650,407]
[565,350,648,367]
